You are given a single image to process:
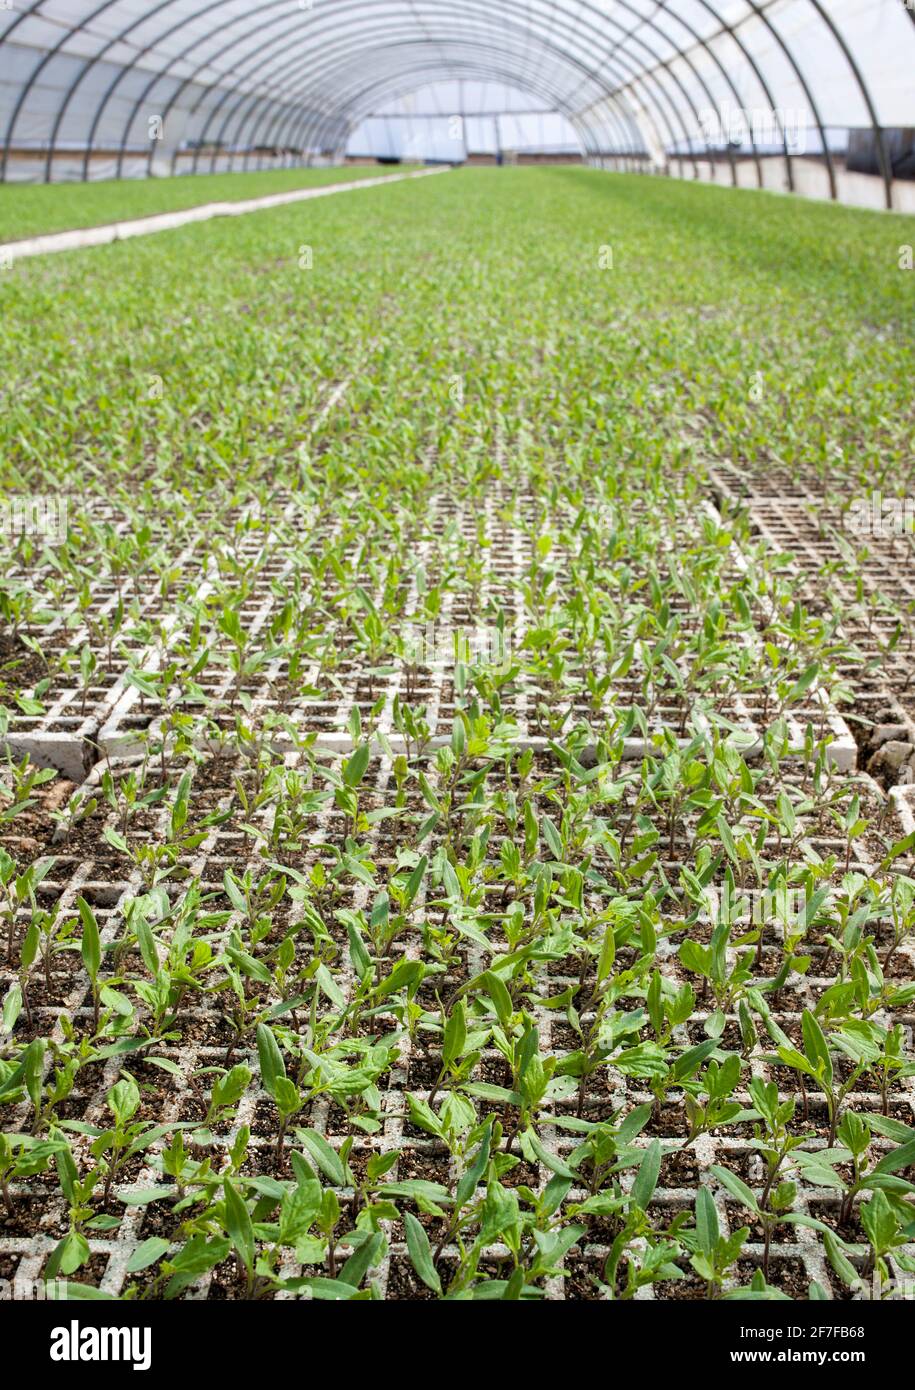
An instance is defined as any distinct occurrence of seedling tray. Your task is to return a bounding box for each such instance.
[2,748,912,1300]
[20,490,852,775]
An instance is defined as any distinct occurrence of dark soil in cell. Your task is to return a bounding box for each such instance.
[549,1022,581,1049]
[250,1097,280,1138]
[406,1053,444,1088]
[735,1256,811,1300]
[711,1149,762,1184]
[0,1193,67,1238]
[15,954,84,1013]
[138,1199,187,1241]
[655,1268,710,1300]
[807,1199,867,1242]
[563,1259,606,1299]
[725,1204,803,1245]
[500,1158,540,1189]
[206,1255,255,1300]
[240,1143,284,1177]
[683,1021,745,1052]
[175,1012,237,1047]
[645,1104,689,1138]
[477,1057,513,1087]
[57,810,131,860]
[40,1251,111,1289]
[0,632,52,693]
[0,786,81,859]
[386,1257,457,1300]
[658,1149,700,1186]
[395,1147,452,1186]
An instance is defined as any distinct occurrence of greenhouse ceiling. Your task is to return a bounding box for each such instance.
[1,0,914,204]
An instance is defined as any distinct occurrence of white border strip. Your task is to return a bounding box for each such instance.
[1,166,449,263]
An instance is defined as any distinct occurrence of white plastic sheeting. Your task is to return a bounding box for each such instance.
[349,83,579,162]
[1,0,913,206]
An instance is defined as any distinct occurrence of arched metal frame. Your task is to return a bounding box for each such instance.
[270,49,629,171]
[268,0,755,181]
[183,0,740,185]
[0,0,910,209]
[179,0,723,183]
[153,0,668,177]
[189,21,627,174]
[184,3,704,183]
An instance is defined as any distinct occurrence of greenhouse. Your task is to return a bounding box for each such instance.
[1,0,915,1332]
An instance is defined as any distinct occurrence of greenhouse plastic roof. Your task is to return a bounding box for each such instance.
[2,0,914,194]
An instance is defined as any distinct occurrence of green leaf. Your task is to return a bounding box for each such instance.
[403,854,427,907]
[165,1234,231,1283]
[873,1138,915,1176]
[47,1230,90,1279]
[223,1179,255,1276]
[293,1276,359,1301]
[78,897,101,980]
[440,859,461,902]
[776,1046,818,1081]
[134,912,160,977]
[315,963,346,1008]
[47,1282,117,1300]
[710,1164,759,1215]
[788,662,819,703]
[296,1128,347,1186]
[343,744,371,788]
[523,1128,574,1179]
[678,939,711,979]
[880,831,915,872]
[824,1231,858,1289]
[597,925,616,983]
[211,1064,252,1113]
[22,1037,44,1111]
[480,970,513,1027]
[345,917,372,981]
[273,1076,302,1119]
[455,1120,493,1208]
[442,1001,466,1069]
[451,717,466,758]
[21,921,40,971]
[860,1190,898,1255]
[671,1039,718,1081]
[256,1022,286,1094]
[2,983,22,1034]
[695,1186,719,1257]
[542,816,563,860]
[404,1212,442,1294]
[222,871,248,915]
[338,1231,385,1289]
[279,1180,322,1243]
[108,1076,140,1126]
[99,985,133,1017]
[715,815,738,863]
[126,1237,170,1273]
[630,1140,661,1211]
[801,1009,833,1087]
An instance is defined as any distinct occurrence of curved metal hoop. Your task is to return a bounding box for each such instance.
[0,0,909,205]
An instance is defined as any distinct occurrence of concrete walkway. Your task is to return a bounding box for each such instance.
[1,166,449,263]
